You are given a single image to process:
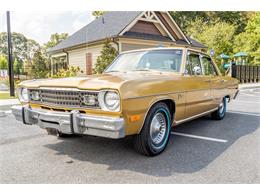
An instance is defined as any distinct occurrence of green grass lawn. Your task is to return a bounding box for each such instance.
[0,92,17,100]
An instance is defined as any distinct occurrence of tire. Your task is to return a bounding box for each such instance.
[133,102,172,156]
[211,97,227,120]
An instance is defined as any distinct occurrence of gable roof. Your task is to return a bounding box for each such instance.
[48,11,141,53]
[176,37,207,49]
[48,11,207,53]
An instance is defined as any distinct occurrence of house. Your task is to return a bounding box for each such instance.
[48,11,207,75]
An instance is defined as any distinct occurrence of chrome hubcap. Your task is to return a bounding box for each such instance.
[150,112,167,144]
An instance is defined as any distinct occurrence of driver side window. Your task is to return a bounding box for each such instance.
[186,53,202,75]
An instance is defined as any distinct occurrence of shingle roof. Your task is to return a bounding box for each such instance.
[48,11,207,53]
[176,38,207,49]
[48,11,142,53]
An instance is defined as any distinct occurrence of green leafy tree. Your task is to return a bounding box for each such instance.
[0,32,40,75]
[187,21,236,72]
[234,12,260,64]
[92,11,106,18]
[31,50,49,78]
[93,41,118,74]
[0,55,8,69]
[44,33,69,49]
[0,32,28,61]
[170,11,252,35]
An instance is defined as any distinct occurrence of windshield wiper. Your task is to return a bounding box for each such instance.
[105,70,120,73]
[131,69,150,71]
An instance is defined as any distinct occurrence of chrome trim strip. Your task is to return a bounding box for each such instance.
[38,87,99,92]
[174,107,218,125]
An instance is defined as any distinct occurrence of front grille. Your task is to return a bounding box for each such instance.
[29,88,100,109]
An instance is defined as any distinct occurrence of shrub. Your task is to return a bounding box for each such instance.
[51,66,81,78]
[93,40,118,74]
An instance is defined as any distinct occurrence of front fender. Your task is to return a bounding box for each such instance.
[122,94,177,136]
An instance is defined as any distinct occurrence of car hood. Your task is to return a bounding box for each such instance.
[20,71,181,99]
[20,72,176,89]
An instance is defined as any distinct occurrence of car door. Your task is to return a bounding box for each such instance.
[200,55,219,109]
[184,51,212,118]
[202,56,225,108]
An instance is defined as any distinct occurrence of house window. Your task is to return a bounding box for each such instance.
[86,53,92,75]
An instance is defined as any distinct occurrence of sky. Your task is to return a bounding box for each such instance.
[0,11,95,45]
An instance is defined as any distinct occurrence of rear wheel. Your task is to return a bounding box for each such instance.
[133,102,172,156]
[211,97,227,120]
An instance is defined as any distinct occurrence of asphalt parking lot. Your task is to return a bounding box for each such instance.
[0,88,259,183]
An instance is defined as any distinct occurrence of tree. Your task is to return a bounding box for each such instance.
[31,50,49,78]
[0,32,40,75]
[44,33,69,49]
[93,41,118,74]
[170,11,252,35]
[187,21,236,72]
[92,11,106,18]
[0,55,8,70]
[234,12,260,65]
[0,32,32,62]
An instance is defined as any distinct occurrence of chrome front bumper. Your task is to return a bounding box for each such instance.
[11,105,125,139]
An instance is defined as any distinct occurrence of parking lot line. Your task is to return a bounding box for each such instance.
[233,100,260,104]
[171,132,228,143]
[227,111,260,117]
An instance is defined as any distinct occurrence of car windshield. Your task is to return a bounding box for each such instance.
[105,49,183,73]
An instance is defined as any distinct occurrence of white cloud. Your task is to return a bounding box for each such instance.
[0,11,94,45]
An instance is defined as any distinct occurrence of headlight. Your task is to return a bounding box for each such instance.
[98,91,120,112]
[18,87,29,102]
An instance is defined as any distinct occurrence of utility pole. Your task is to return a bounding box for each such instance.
[6,11,15,97]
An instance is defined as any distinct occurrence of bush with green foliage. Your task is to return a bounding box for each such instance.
[0,55,8,69]
[31,50,49,78]
[93,41,118,74]
[51,66,81,78]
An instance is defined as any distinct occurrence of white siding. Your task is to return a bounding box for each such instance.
[67,43,117,74]
[121,43,159,52]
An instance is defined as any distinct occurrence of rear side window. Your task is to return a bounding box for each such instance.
[186,53,202,75]
[201,57,217,76]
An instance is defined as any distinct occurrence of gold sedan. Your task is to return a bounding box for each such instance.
[12,47,239,156]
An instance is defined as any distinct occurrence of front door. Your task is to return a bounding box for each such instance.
[184,52,212,118]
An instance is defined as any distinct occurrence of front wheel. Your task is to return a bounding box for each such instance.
[211,97,227,120]
[133,102,172,156]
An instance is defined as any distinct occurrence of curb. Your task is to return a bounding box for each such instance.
[239,83,260,90]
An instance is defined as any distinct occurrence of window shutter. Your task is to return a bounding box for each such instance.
[86,53,92,75]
